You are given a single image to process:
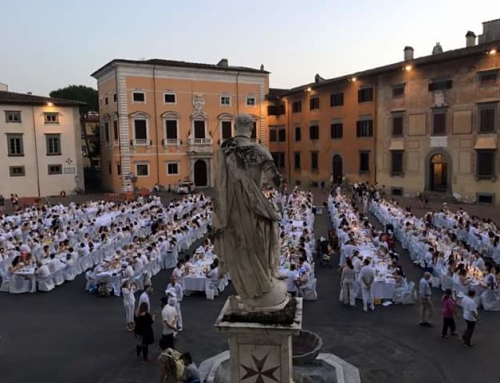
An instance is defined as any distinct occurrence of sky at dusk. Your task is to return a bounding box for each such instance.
[0,0,498,96]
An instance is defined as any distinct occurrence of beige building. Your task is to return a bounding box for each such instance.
[91,58,269,192]
[0,90,85,197]
[376,19,500,204]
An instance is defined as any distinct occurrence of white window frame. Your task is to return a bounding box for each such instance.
[163,92,177,105]
[220,95,231,107]
[219,119,233,142]
[166,161,179,175]
[132,91,146,104]
[191,119,209,141]
[135,162,150,177]
[44,112,59,124]
[5,111,21,123]
[132,116,149,146]
[246,95,256,107]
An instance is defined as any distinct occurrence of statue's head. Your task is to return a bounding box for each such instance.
[234,114,254,138]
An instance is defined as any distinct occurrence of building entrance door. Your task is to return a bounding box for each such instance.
[430,154,447,191]
[332,155,343,184]
[193,160,208,187]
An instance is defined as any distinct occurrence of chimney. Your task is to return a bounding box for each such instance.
[217,58,228,67]
[404,46,414,61]
[466,31,476,47]
[432,42,443,55]
[260,64,265,71]
[0,82,8,92]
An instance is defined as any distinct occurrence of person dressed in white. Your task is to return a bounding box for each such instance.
[284,264,299,297]
[461,289,478,347]
[138,285,153,313]
[121,280,136,332]
[419,272,433,327]
[340,258,356,307]
[36,262,51,278]
[359,258,375,312]
[165,275,184,331]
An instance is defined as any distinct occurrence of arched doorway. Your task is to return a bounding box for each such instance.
[429,154,447,191]
[332,155,343,184]
[193,160,208,187]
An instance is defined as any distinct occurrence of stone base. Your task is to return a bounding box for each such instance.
[222,296,297,325]
[214,297,303,383]
[200,352,362,383]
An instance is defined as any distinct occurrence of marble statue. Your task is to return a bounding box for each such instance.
[213,114,287,311]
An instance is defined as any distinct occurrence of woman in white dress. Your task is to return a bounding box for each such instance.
[122,281,137,332]
[340,258,356,307]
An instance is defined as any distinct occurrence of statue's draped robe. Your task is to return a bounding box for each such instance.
[213,140,281,300]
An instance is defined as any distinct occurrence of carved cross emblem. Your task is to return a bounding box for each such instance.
[66,158,73,165]
[240,353,279,383]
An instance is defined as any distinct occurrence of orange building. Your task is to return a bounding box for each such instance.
[267,75,377,187]
[91,59,269,192]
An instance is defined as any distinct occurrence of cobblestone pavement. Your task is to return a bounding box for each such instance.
[0,189,499,383]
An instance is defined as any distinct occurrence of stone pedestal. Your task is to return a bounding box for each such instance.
[215,297,303,383]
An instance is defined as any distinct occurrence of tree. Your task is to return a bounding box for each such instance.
[49,85,98,112]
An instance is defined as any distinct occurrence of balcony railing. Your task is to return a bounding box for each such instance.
[189,138,212,145]
[163,138,181,147]
[113,140,120,147]
[131,138,151,147]
[187,137,213,154]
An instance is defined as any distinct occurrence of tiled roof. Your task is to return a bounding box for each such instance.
[280,39,500,96]
[0,90,85,106]
[266,88,289,100]
[91,58,269,78]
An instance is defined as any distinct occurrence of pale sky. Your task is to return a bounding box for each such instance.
[0,0,497,96]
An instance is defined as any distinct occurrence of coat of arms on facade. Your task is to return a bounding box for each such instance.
[193,95,205,112]
[433,90,447,107]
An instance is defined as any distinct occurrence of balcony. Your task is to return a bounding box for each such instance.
[130,139,152,147]
[163,138,181,148]
[187,137,213,154]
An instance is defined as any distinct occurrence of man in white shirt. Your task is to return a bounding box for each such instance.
[36,262,51,278]
[419,272,433,327]
[461,289,478,347]
[165,275,184,331]
[161,296,178,349]
[138,285,153,312]
[284,264,299,297]
[359,258,375,312]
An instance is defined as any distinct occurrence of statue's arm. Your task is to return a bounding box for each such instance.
[258,148,283,188]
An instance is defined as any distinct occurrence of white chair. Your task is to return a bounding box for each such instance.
[400,281,417,305]
[37,276,55,292]
[0,269,10,292]
[301,278,318,300]
[134,271,145,291]
[9,275,31,294]
[480,289,500,311]
[49,263,65,286]
[85,271,96,292]
[63,266,77,281]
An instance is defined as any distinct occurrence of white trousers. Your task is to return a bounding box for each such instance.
[341,281,356,306]
[361,285,374,310]
[124,302,135,323]
[176,302,183,329]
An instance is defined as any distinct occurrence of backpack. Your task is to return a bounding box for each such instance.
[159,348,185,381]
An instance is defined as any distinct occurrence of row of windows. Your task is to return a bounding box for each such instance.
[5,133,61,156]
[389,150,496,179]
[122,91,257,107]
[4,111,60,124]
[389,104,498,136]
[8,164,64,177]
[103,119,258,143]
[272,151,371,173]
[284,72,499,115]
[290,88,374,113]
[271,120,374,142]
[106,162,179,177]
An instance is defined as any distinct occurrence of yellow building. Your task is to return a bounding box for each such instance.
[91,59,269,192]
